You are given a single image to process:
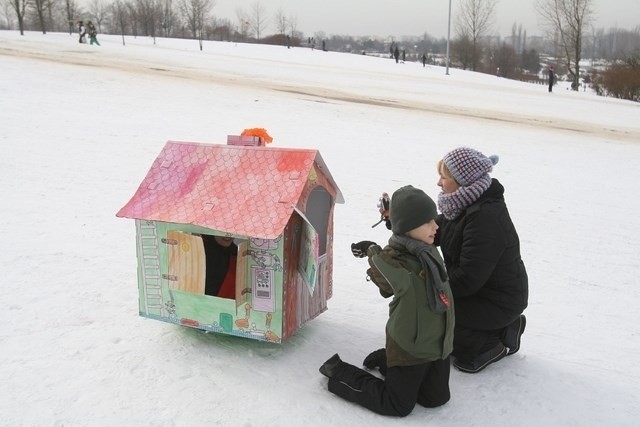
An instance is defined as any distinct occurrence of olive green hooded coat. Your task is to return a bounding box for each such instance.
[367,242,455,367]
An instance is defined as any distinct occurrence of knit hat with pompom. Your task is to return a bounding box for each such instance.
[442,147,499,186]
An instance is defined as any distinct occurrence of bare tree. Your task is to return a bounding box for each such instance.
[2,1,16,29]
[453,35,474,69]
[180,0,214,50]
[87,0,107,32]
[248,0,268,40]
[32,0,48,33]
[43,0,56,30]
[62,0,82,35]
[273,6,285,35]
[110,0,129,44]
[287,13,297,38]
[126,0,140,37]
[210,16,233,41]
[537,0,594,90]
[235,7,249,41]
[10,0,30,34]
[455,0,497,71]
[134,0,162,43]
[159,0,177,37]
[492,42,518,77]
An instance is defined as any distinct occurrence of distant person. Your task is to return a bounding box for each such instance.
[87,20,100,46]
[321,186,454,417]
[322,40,326,51]
[422,53,427,67]
[548,66,555,92]
[77,21,86,44]
[394,46,400,63]
[202,235,237,299]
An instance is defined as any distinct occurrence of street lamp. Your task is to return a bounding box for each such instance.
[446,0,452,75]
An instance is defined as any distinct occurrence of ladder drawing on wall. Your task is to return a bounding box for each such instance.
[136,220,164,316]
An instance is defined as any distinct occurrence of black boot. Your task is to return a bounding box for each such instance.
[502,314,526,355]
[319,353,342,378]
[453,343,507,374]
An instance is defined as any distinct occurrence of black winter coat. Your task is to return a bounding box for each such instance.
[435,179,528,330]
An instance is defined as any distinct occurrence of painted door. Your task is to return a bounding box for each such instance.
[166,231,206,294]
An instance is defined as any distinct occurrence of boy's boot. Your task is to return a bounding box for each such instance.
[319,353,342,378]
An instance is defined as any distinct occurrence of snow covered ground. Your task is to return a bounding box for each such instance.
[1,31,639,426]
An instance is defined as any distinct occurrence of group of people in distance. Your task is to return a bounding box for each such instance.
[319,147,529,417]
[77,20,100,45]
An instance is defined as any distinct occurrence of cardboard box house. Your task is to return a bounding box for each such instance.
[116,136,344,343]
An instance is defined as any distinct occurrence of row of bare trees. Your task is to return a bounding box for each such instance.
[1,0,299,46]
[451,0,597,90]
[3,0,638,91]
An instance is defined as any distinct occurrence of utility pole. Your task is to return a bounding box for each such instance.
[446,0,452,75]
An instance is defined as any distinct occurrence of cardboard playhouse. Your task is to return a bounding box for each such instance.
[116,132,344,343]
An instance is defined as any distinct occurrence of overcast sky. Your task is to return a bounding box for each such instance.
[214,0,640,38]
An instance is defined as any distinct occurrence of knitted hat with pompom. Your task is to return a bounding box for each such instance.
[442,147,499,186]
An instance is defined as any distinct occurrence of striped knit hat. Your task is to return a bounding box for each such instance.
[442,147,499,186]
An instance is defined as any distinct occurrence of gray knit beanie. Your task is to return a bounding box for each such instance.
[390,185,438,235]
[442,147,499,186]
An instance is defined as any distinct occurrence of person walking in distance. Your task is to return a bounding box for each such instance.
[87,20,101,46]
[78,21,87,44]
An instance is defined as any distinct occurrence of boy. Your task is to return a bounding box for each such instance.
[319,185,455,417]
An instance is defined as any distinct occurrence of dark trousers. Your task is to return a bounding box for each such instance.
[327,357,450,417]
[452,324,502,364]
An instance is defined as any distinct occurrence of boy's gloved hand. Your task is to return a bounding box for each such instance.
[351,241,377,258]
[363,348,386,370]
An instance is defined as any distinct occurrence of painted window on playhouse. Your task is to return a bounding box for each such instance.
[163,231,245,299]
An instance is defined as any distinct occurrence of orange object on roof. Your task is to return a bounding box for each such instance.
[241,128,273,144]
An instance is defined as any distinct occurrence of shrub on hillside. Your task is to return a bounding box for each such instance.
[592,57,640,102]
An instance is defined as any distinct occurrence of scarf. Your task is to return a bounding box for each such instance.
[438,174,492,220]
[389,234,451,313]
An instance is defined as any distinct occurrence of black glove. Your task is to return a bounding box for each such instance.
[351,241,377,258]
[363,348,387,371]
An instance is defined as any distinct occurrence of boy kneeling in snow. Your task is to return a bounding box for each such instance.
[319,185,454,417]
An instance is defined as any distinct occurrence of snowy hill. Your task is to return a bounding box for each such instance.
[1,31,639,426]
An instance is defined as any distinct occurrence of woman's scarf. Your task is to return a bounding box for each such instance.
[438,174,492,220]
[389,234,451,313]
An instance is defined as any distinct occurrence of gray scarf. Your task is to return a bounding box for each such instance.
[389,234,451,313]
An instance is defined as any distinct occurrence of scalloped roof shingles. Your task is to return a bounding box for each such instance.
[116,141,343,239]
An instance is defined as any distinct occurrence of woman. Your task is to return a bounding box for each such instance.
[435,147,528,373]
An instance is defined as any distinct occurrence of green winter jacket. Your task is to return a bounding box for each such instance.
[367,242,455,367]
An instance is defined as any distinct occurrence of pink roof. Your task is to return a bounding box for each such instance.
[116,141,343,239]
